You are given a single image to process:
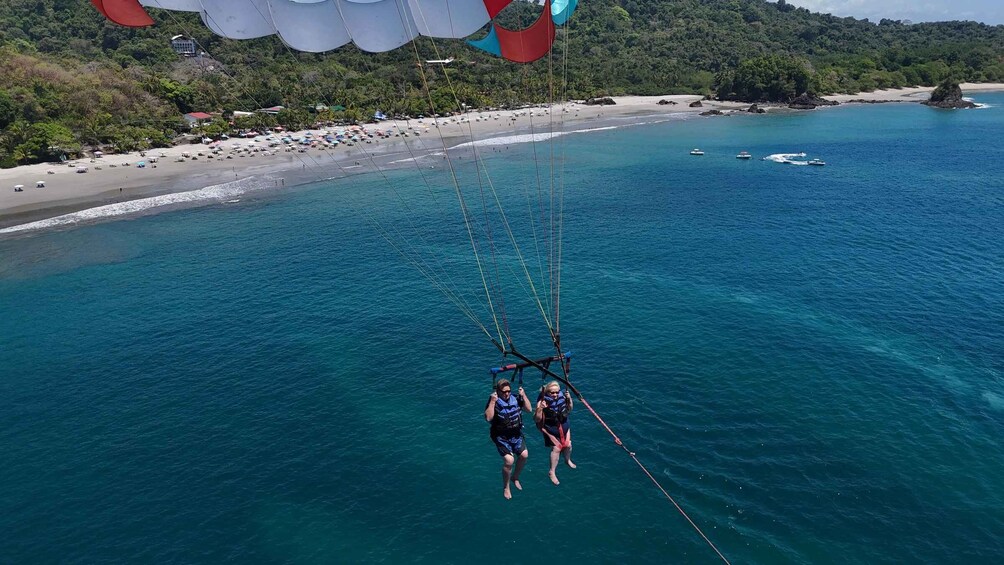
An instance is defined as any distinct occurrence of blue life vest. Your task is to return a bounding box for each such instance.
[542,392,569,426]
[492,393,523,435]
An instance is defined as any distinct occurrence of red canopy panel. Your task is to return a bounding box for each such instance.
[495,1,555,63]
[483,0,515,19]
[90,0,154,27]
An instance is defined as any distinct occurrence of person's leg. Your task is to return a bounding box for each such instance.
[562,428,576,468]
[549,446,561,485]
[502,453,515,499]
[512,448,528,490]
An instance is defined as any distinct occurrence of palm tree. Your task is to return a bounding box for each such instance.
[76,113,113,147]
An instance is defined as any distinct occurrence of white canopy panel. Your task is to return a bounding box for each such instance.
[139,0,492,53]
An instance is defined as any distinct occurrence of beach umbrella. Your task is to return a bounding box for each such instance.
[36,181,45,188]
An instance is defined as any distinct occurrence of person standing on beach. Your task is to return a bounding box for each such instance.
[485,379,532,499]
[535,381,575,485]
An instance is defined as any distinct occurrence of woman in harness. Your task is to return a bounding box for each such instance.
[535,380,576,485]
[485,378,533,499]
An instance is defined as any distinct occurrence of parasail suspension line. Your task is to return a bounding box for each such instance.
[161,2,502,343]
[419,30,557,336]
[405,39,509,347]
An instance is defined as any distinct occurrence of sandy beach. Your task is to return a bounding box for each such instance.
[821,82,1004,103]
[2,84,1002,231]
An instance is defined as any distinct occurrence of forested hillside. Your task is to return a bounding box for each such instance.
[2,0,1003,166]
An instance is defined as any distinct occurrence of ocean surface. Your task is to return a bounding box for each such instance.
[2,95,1003,564]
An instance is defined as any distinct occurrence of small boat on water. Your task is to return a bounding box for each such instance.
[736,151,752,159]
[689,148,704,156]
[808,159,826,166]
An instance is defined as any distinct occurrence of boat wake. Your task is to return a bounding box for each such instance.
[0,176,275,235]
[763,152,808,165]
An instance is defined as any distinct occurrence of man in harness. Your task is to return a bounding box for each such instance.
[485,378,533,499]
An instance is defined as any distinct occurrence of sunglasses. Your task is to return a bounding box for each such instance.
[501,389,512,393]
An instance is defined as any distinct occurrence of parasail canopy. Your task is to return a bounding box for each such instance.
[89,0,578,63]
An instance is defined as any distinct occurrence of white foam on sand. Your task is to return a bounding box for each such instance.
[450,125,621,150]
[0,176,274,235]
[397,118,686,163]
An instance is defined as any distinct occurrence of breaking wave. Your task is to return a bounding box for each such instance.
[450,125,621,149]
[0,176,276,235]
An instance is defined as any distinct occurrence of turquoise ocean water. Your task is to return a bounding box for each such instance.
[2,95,1003,563]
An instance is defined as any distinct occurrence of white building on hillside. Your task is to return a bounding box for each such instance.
[170,35,197,57]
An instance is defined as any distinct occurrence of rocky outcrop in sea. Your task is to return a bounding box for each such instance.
[921,83,977,109]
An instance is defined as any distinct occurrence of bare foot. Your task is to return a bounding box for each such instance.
[503,486,512,500]
[549,472,560,486]
[566,460,577,469]
[512,479,522,491]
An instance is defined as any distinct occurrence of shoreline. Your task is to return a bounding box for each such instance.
[1,93,735,231]
[3,84,1002,233]
[821,82,1004,103]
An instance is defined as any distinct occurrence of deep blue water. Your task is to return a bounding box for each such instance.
[2,95,1004,564]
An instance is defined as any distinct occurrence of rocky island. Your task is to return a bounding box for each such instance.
[922,80,978,109]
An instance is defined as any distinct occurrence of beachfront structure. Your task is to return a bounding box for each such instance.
[170,35,197,57]
[183,112,213,128]
[257,106,285,115]
[315,104,346,112]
